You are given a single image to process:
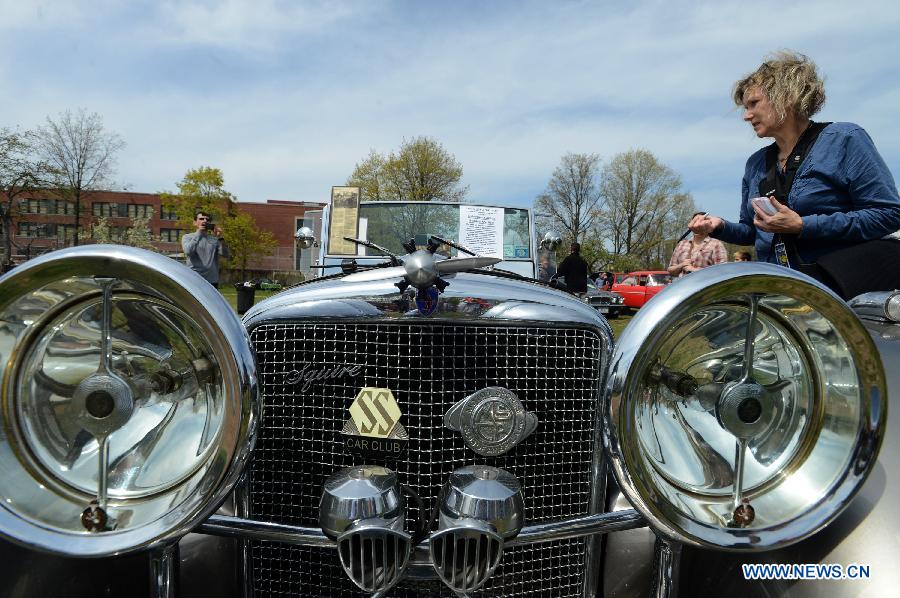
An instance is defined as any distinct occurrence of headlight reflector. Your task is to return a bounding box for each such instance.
[605,263,886,550]
[0,246,257,556]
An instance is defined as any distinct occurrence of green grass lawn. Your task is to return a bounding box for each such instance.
[219,287,281,312]
[608,312,633,340]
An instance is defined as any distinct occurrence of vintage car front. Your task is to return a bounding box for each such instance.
[584,280,625,318]
[0,245,895,597]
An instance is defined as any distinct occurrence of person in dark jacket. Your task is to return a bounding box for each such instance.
[555,242,590,296]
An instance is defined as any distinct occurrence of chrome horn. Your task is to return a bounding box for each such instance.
[430,465,524,593]
[319,466,411,594]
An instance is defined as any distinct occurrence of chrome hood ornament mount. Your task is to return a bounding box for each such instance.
[342,235,501,315]
[445,387,539,456]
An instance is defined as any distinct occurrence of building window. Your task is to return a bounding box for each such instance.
[127,204,152,219]
[54,224,76,240]
[21,199,45,214]
[20,199,76,215]
[160,206,178,220]
[16,222,74,238]
[93,203,117,217]
[17,222,47,237]
[159,228,184,243]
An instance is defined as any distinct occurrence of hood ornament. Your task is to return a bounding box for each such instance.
[445,387,538,456]
[341,235,501,315]
[396,236,500,313]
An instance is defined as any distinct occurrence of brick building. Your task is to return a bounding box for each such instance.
[3,190,325,277]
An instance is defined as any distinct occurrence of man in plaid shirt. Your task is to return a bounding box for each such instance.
[668,212,727,277]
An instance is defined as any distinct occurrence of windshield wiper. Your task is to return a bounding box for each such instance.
[428,234,476,257]
[342,237,401,265]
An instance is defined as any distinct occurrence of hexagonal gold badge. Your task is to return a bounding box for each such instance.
[348,387,403,438]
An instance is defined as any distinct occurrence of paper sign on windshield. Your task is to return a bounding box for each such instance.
[459,205,504,258]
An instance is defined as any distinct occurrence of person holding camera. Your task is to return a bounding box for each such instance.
[689,51,900,298]
[182,211,230,288]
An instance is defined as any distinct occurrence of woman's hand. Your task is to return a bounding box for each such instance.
[752,197,803,234]
[689,213,723,235]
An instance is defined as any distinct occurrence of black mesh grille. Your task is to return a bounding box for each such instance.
[248,322,603,597]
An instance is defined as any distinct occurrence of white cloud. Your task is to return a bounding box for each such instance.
[152,0,365,51]
[2,0,898,218]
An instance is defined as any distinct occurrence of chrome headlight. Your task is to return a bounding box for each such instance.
[0,246,257,556]
[848,290,900,322]
[605,263,886,550]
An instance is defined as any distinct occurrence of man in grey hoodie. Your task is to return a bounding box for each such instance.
[182,211,230,287]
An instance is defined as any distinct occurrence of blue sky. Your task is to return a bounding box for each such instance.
[2,0,899,221]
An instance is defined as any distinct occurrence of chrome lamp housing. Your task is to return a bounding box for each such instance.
[430,465,524,593]
[319,465,412,594]
[0,246,258,556]
[605,263,887,550]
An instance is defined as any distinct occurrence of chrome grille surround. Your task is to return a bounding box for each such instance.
[246,319,606,597]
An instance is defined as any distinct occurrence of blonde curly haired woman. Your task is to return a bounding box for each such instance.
[690,51,900,297]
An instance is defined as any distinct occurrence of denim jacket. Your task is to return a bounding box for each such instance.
[715,122,900,264]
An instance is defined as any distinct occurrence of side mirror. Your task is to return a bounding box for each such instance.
[295,226,316,250]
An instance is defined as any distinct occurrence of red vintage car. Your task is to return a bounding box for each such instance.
[611,270,673,308]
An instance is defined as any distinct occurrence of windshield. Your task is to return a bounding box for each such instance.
[329,202,531,259]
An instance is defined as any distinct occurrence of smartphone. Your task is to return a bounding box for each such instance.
[751,196,777,216]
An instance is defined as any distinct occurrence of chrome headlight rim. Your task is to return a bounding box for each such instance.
[0,245,258,556]
[604,263,886,551]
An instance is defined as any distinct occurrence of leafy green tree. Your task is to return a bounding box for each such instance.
[35,109,125,246]
[348,137,468,202]
[124,208,157,249]
[160,166,236,227]
[225,211,277,278]
[81,216,114,244]
[0,128,45,267]
[599,149,694,268]
[80,208,156,249]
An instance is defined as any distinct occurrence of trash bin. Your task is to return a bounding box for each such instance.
[234,282,256,315]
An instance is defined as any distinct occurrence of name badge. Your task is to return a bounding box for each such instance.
[774,242,791,268]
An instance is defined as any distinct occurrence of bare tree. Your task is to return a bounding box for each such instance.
[35,109,125,246]
[534,153,604,244]
[348,137,468,202]
[599,149,693,264]
[0,128,45,268]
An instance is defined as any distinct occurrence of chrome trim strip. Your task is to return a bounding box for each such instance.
[234,475,253,598]
[198,510,647,548]
[149,543,178,598]
[199,515,334,547]
[651,536,682,598]
[507,510,646,546]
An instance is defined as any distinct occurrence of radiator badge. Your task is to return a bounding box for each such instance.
[342,387,409,458]
[285,363,363,392]
[445,387,538,456]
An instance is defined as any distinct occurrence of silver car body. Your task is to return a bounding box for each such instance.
[0,247,895,597]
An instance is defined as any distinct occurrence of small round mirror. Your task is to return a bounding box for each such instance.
[540,231,561,250]
[295,226,316,249]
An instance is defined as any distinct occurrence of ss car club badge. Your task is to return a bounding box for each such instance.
[445,387,538,456]
[342,387,409,458]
